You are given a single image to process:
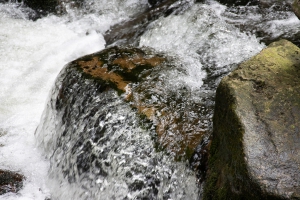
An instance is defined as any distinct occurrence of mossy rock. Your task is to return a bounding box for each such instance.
[203,39,300,199]
[0,169,25,195]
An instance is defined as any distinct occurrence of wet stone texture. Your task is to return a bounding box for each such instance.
[71,46,211,160]
[104,0,191,46]
[0,169,24,195]
[204,40,300,200]
[293,0,300,19]
[35,46,208,199]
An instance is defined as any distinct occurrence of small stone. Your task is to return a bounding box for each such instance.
[0,169,25,195]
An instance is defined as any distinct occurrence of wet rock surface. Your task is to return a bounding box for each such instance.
[293,0,300,19]
[21,0,63,16]
[204,39,300,199]
[2,0,82,17]
[66,46,212,159]
[216,0,293,7]
[104,0,191,46]
[0,169,24,195]
[221,1,300,47]
[35,46,206,199]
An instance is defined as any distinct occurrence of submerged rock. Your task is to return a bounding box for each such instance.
[35,46,207,199]
[0,169,24,195]
[204,39,300,199]
[104,0,191,46]
[50,46,210,159]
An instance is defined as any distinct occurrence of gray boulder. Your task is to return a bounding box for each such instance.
[204,39,300,200]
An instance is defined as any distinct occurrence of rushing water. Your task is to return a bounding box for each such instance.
[0,0,299,199]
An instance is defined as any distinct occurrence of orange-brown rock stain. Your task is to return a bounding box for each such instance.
[78,57,129,91]
[112,55,164,72]
[74,47,209,159]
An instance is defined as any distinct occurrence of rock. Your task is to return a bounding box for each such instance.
[203,39,300,199]
[23,0,58,15]
[57,46,211,159]
[36,46,208,198]
[21,0,82,16]
[0,169,24,195]
[104,0,191,46]
[293,0,300,19]
[37,46,212,165]
[148,0,165,6]
[259,0,293,8]
[216,0,293,8]
[216,0,259,6]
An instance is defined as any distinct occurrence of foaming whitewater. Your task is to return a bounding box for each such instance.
[0,8,105,200]
[139,1,265,93]
[1,0,297,199]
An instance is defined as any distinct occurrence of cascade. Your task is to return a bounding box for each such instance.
[0,0,299,199]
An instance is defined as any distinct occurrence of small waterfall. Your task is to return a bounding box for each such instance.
[0,0,299,199]
[35,55,199,199]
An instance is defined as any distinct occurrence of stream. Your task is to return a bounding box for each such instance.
[0,0,299,199]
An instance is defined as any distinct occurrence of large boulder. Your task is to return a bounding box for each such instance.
[204,39,300,200]
[39,46,211,159]
[36,46,207,198]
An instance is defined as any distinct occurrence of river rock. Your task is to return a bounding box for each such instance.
[104,0,191,46]
[203,39,300,199]
[36,46,209,198]
[21,0,81,16]
[293,0,300,19]
[0,169,24,195]
[216,0,293,8]
[23,0,58,14]
[259,0,293,8]
[37,46,211,161]
[148,0,165,6]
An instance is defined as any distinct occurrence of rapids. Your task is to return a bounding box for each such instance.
[0,0,299,199]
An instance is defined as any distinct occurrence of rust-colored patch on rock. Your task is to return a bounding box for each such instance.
[154,111,209,158]
[78,57,129,92]
[76,48,165,93]
[113,56,164,72]
[72,47,211,160]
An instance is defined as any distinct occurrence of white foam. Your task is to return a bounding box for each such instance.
[0,3,106,199]
[139,3,264,92]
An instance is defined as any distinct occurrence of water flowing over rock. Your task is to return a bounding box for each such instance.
[0,169,24,195]
[35,46,207,199]
[203,39,300,200]
[104,0,192,46]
